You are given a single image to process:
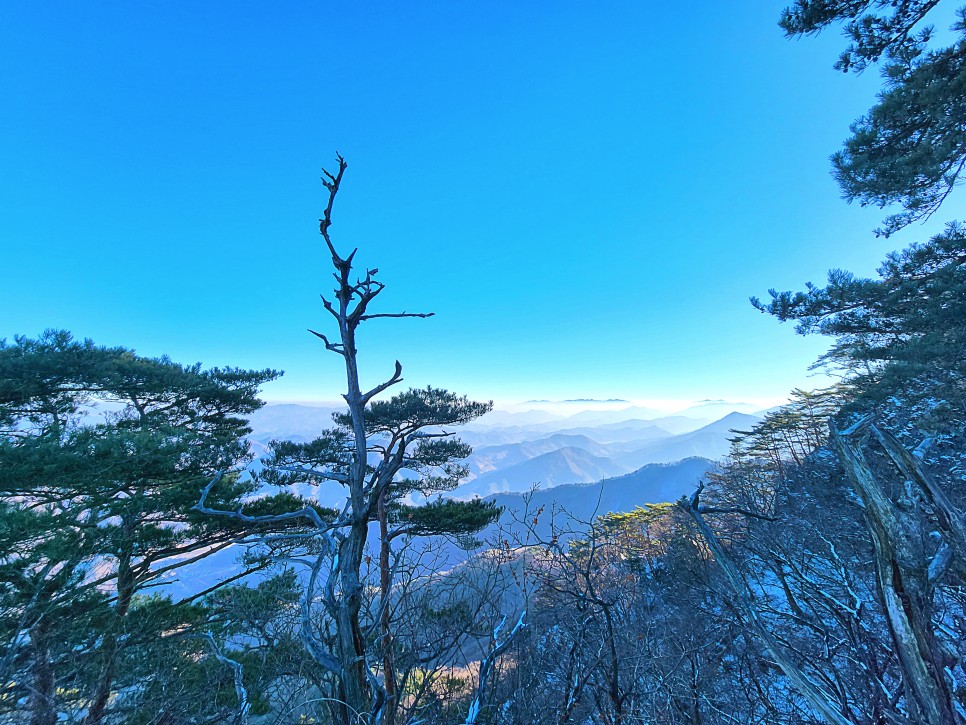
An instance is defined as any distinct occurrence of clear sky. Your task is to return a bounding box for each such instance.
[0,2,948,407]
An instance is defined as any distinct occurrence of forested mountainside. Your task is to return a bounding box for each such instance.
[3,1,966,723]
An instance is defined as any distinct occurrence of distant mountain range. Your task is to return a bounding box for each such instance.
[246,403,760,509]
[448,412,758,499]
[171,400,754,599]
[487,456,715,539]
[160,456,717,600]
[456,445,629,499]
[431,457,716,570]
[247,403,342,439]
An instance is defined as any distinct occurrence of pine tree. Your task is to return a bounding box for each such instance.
[781,1,966,235]
[751,223,966,420]
[0,330,292,722]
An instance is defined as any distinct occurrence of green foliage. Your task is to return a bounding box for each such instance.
[338,386,492,434]
[752,224,966,417]
[267,385,492,518]
[780,1,966,233]
[729,387,842,468]
[241,490,339,522]
[419,599,474,630]
[260,430,353,487]
[0,330,282,721]
[392,498,501,540]
[835,37,966,234]
[780,1,944,73]
[571,503,694,575]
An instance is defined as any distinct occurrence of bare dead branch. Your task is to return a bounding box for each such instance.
[871,423,966,577]
[682,487,853,725]
[359,312,436,321]
[464,610,527,725]
[308,329,346,356]
[301,551,343,674]
[194,473,332,531]
[697,506,778,522]
[277,465,349,484]
[361,361,404,404]
[319,155,347,261]
[197,633,250,725]
[319,295,341,321]
[830,423,956,724]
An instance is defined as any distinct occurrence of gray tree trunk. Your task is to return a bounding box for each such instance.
[830,423,958,724]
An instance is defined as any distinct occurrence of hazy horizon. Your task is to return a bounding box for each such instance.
[254,395,784,416]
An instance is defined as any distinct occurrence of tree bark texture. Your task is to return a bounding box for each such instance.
[830,423,958,724]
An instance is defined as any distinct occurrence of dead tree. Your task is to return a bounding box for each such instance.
[198,157,492,724]
[831,419,962,724]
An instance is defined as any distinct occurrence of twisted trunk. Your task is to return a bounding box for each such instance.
[830,423,958,725]
[336,284,374,722]
[335,518,371,722]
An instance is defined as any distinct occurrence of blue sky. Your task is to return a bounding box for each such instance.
[0,2,948,406]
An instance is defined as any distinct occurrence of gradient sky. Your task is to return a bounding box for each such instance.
[0,2,949,407]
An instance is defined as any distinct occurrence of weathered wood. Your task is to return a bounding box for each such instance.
[464,611,526,725]
[830,423,957,724]
[871,424,966,582]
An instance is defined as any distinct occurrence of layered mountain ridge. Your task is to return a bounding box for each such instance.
[246,402,761,505]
